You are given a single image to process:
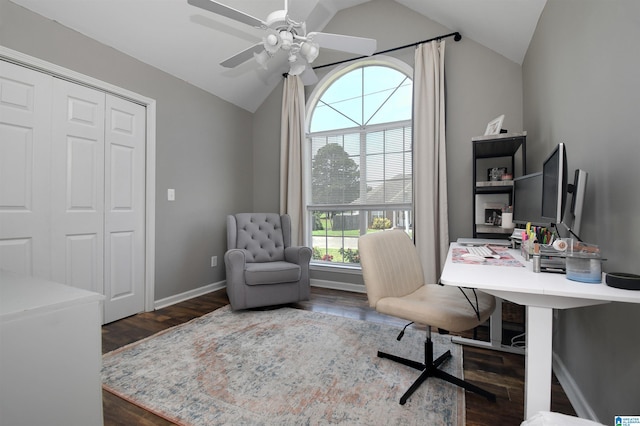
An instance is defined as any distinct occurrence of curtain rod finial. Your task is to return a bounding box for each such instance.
[454,32,462,42]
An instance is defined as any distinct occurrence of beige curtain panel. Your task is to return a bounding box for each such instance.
[413,40,449,283]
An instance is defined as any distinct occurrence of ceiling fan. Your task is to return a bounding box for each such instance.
[187,0,377,84]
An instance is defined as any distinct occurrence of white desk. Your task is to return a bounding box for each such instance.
[440,243,640,420]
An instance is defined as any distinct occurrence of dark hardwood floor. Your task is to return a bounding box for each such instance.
[101,287,576,425]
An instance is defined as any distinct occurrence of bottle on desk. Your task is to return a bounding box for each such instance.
[532,243,541,273]
[521,231,531,260]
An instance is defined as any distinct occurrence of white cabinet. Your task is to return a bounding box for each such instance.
[0,270,104,426]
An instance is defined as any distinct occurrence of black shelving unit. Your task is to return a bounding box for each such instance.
[471,132,526,238]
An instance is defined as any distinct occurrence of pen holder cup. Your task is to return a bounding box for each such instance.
[521,239,534,260]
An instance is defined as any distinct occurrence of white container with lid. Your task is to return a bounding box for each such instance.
[565,252,602,283]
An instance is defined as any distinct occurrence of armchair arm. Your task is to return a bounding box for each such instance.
[225,248,250,284]
[284,246,312,266]
[285,246,312,302]
[224,248,251,309]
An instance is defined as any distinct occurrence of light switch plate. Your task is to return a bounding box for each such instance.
[167,188,175,201]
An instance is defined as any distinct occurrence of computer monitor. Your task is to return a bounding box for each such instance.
[567,169,588,237]
[541,143,568,224]
[512,172,548,226]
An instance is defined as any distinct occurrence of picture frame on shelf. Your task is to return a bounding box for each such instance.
[484,208,502,226]
[483,202,504,226]
[484,114,505,135]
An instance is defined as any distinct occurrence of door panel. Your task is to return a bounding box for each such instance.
[0,61,52,277]
[109,231,134,299]
[67,136,101,210]
[0,125,32,209]
[104,95,145,323]
[51,79,105,297]
[65,233,100,293]
[0,238,32,275]
[110,144,134,209]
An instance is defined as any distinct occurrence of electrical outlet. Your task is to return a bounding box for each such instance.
[211,256,217,267]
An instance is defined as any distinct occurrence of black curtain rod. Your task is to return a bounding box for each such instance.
[312,31,462,71]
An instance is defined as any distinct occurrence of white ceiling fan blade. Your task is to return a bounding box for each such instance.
[220,43,265,68]
[309,32,377,56]
[187,0,266,28]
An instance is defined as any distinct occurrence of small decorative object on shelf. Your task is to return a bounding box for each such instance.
[501,205,513,229]
[488,167,508,181]
[484,114,505,135]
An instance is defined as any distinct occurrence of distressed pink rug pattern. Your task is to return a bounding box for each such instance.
[102,306,464,425]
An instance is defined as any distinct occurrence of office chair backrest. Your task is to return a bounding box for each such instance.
[358,230,425,308]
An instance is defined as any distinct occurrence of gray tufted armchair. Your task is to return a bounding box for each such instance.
[225,213,312,310]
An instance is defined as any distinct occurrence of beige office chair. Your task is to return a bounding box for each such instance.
[358,230,497,405]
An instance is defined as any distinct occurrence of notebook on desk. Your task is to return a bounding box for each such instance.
[456,238,512,247]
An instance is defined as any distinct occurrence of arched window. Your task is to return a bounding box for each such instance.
[305,57,413,266]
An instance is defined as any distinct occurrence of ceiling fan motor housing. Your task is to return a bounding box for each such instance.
[265,10,289,30]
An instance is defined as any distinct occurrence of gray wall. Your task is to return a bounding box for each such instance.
[523,0,640,420]
[0,0,254,300]
[252,0,524,284]
[252,79,283,214]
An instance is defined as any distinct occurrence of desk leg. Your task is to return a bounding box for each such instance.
[524,305,553,419]
[451,298,525,354]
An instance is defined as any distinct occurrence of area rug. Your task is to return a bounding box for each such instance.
[102,306,464,425]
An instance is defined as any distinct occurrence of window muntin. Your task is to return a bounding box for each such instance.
[310,66,412,133]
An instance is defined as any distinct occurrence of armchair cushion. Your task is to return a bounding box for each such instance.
[245,261,301,285]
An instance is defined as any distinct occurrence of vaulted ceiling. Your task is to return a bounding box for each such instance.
[9,0,546,112]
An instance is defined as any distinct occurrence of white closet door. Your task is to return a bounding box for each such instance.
[51,79,106,294]
[0,61,53,277]
[103,95,145,323]
[2,60,146,323]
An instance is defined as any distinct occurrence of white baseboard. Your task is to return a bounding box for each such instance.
[154,280,226,310]
[310,279,366,294]
[153,279,364,311]
[552,351,601,423]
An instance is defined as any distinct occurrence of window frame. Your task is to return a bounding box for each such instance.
[303,56,413,270]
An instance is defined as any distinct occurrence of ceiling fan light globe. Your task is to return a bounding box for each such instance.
[300,42,319,63]
[262,29,281,54]
[265,34,279,47]
[253,50,271,70]
[289,62,306,76]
